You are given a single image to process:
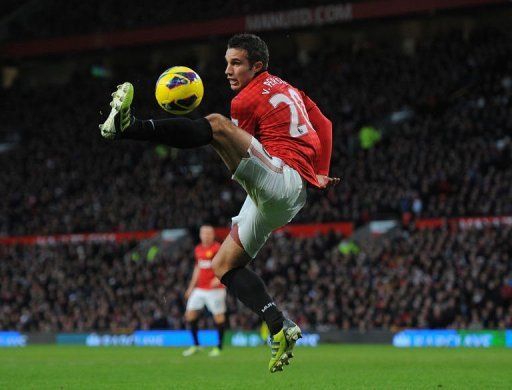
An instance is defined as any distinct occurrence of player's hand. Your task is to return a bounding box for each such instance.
[316,174,340,189]
[210,278,221,288]
[185,288,193,300]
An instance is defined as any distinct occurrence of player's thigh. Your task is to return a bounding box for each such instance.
[185,289,206,313]
[230,195,272,259]
[232,137,305,210]
[231,170,306,258]
[205,289,227,317]
[206,113,252,173]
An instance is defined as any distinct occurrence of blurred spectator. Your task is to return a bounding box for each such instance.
[1,225,510,332]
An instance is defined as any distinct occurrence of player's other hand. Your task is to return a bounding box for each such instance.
[316,174,340,189]
[210,278,221,288]
[185,288,193,300]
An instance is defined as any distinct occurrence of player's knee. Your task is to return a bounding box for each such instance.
[185,311,197,322]
[205,113,234,140]
[214,314,226,324]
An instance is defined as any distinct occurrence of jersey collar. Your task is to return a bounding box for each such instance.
[241,71,269,94]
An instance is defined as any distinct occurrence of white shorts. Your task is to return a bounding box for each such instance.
[186,288,227,315]
[231,137,307,258]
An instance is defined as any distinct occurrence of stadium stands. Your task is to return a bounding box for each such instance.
[1,225,510,332]
[1,20,511,331]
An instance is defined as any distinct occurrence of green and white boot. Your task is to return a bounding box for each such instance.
[182,346,202,357]
[208,347,221,357]
[99,82,134,139]
[268,319,302,373]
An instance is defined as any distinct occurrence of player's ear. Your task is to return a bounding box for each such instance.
[252,61,264,73]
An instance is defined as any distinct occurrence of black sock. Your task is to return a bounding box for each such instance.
[122,117,212,148]
[189,319,199,346]
[220,267,284,335]
[216,322,225,350]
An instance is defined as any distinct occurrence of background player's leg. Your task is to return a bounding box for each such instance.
[185,310,200,346]
[183,310,201,356]
[212,235,285,336]
[212,313,225,354]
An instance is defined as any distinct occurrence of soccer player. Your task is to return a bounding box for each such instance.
[182,224,226,357]
[100,33,338,373]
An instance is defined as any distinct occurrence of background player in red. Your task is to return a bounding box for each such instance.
[100,33,339,373]
[182,224,226,357]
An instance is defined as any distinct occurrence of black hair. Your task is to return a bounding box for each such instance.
[227,33,269,72]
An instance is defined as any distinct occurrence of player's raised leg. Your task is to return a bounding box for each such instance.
[99,85,250,172]
[100,83,214,148]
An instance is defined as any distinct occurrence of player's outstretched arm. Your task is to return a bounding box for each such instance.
[308,104,333,176]
[300,91,333,177]
[316,174,341,189]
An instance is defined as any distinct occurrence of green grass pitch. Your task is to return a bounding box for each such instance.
[1,345,511,389]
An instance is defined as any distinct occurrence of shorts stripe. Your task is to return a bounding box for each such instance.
[230,223,243,248]
[249,144,283,173]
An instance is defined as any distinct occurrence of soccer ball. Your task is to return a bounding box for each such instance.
[155,66,204,115]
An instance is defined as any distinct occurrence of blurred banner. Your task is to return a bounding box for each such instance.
[0,223,353,246]
[0,332,27,347]
[134,330,218,347]
[393,330,510,348]
[54,331,320,347]
[56,331,218,347]
[3,330,511,347]
[415,215,512,230]
[227,331,320,347]
[0,230,160,246]
[3,0,507,58]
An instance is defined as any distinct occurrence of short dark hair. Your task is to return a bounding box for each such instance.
[228,34,269,72]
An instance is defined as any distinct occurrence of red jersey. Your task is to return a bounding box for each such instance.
[194,242,223,290]
[231,71,324,188]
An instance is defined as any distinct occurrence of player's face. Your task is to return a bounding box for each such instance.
[225,48,261,92]
[199,226,215,246]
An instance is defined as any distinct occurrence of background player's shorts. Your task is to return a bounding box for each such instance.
[231,137,307,258]
[186,288,227,315]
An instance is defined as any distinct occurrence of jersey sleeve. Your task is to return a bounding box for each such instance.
[300,91,318,112]
[300,91,333,176]
[231,97,257,135]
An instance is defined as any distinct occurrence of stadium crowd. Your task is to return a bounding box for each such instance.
[1,225,511,332]
[1,27,511,236]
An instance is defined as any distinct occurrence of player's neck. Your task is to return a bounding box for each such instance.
[238,71,269,94]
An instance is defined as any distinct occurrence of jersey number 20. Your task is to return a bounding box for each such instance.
[269,88,312,138]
